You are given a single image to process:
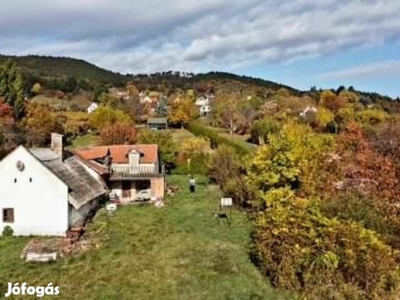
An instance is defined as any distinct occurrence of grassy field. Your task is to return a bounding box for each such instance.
[68,133,100,148]
[170,129,196,145]
[0,176,293,300]
[208,127,258,152]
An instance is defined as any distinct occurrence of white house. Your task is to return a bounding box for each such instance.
[87,102,99,114]
[195,96,209,106]
[199,105,212,116]
[0,134,105,236]
[140,96,152,104]
[299,106,317,118]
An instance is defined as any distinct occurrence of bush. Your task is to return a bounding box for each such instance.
[2,226,14,237]
[252,188,400,299]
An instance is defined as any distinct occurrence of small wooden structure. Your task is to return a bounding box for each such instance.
[147,117,168,130]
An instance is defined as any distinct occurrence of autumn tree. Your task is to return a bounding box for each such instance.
[31,83,42,95]
[23,103,62,146]
[89,106,132,131]
[0,99,14,125]
[181,137,208,158]
[213,93,244,135]
[126,83,139,99]
[98,93,119,108]
[167,97,198,127]
[99,121,137,145]
[247,121,333,197]
[319,90,347,113]
[57,111,90,138]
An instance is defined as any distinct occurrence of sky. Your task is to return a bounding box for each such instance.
[1,0,400,97]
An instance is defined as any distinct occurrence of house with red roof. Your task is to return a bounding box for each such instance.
[72,144,165,202]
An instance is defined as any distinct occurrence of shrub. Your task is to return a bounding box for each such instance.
[2,226,14,237]
[252,188,400,299]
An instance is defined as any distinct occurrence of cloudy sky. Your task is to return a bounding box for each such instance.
[1,0,400,97]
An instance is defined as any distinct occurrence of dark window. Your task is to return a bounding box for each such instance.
[29,177,32,182]
[14,178,17,183]
[3,208,14,223]
[136,180,151,190]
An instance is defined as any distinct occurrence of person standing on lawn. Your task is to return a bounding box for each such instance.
[189,175,196,193]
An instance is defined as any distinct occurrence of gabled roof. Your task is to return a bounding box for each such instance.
[72,144,159,165]
[147,117,167,124]
[28,148,106,209]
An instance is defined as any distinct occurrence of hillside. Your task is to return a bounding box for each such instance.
[0,55,397,107]
[0,54,127,87]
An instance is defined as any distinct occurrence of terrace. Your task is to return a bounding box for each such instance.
[109,164,165,180]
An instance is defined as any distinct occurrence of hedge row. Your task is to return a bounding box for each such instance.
[185,122,251,156]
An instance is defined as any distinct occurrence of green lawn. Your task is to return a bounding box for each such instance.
[69,133,100,148]
[170,129,196,144]
[0,176,293,300]
[207,126,258,152]
[31,95,71,110]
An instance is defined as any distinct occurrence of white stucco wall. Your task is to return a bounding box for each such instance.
[0,146,69,236]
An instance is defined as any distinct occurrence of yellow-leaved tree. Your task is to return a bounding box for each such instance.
[168,97,198,128]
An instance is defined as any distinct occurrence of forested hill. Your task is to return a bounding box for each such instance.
[0,54,127,87]
[0,55,397,105]
[128,71,298,95]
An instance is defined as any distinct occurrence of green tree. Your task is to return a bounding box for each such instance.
[138,129,177,167]
[0,59,25,119]
[250,117,279,145]
[247,121,333,196]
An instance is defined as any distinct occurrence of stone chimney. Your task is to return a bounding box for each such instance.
[51,133,64,161]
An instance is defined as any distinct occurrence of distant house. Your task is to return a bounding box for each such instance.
[0,133,105,236]
[299,106,317,118]
[147,117,168,130]
[72,145,165,203]
[140,96,152,104]
[199,105,212,116]
[87,102,99,114]
[195,96,209,106]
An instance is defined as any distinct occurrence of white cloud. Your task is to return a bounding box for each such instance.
[319,60,400,79]
[0,0,399,74]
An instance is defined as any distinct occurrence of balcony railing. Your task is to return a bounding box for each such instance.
[109,164,163,179]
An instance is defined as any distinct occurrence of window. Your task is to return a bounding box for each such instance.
[29,177,32,183]
[3,208,14,223]
[14,178,17,183]
[136,180,150,190]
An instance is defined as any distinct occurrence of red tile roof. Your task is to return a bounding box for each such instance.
[72,144,159,164]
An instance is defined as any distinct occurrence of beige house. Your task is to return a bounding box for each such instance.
[72,145,165,202]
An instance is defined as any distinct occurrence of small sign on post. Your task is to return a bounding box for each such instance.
[218,197,233,226]
[220,197,233,207]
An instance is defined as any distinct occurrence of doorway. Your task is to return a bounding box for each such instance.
[121,181,131,199]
